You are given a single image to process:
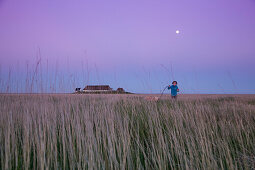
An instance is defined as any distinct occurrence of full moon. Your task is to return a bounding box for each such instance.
[176,30,180,34]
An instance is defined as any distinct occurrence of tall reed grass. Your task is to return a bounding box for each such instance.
[0,94,254,169]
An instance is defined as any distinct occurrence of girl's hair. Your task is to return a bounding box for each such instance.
[172,81,177,84]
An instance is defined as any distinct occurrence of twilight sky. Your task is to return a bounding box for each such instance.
[0,0,255,93]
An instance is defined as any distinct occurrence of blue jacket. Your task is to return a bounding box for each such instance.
[168,85,179,96]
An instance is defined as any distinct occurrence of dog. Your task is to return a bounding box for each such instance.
[144,96,159,101]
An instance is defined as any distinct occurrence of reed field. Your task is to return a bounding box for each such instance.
[0,94,255,169]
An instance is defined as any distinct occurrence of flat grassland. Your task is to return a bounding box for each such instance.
[0,94,254,169]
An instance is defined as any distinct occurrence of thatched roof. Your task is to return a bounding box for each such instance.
[84,85,112,91]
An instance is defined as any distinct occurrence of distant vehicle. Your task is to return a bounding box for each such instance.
[75,88,81,93]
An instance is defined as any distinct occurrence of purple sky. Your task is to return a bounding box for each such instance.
[0,0,255,93]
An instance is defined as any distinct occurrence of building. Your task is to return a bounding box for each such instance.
[83,85,113,93]
[116,88,125,93]
[74,85,130,94]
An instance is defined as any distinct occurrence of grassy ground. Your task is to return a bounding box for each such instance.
[0,94,254,169]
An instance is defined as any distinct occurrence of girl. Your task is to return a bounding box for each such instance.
[168,81,179,99]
